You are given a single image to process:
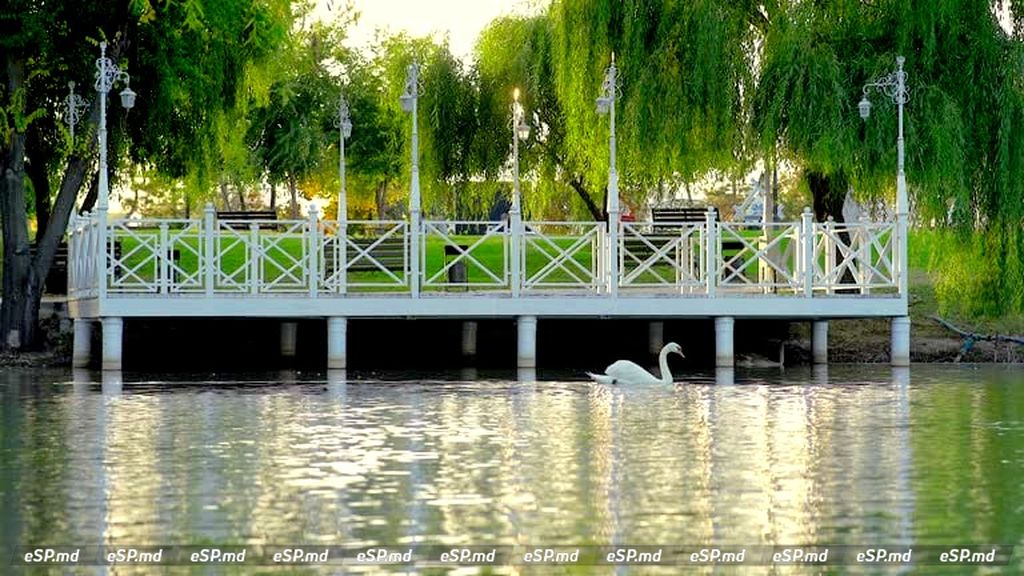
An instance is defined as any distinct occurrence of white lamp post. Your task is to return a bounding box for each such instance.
[336,93,352,222]
[400,63,421,297]
[335,92,352,294]
[860,55,909,297]
[65,81,89,145]
[94,41,136,213]
[93,41,135,303]
[510,87,530,297]
[597,53,619,295]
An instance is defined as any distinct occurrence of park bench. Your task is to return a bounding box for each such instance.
[216,210,279,230]
[30,242,69,294]
[323,235,406,275]
[619,207,748,282]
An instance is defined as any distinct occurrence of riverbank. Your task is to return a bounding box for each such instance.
[795,270,1024,363]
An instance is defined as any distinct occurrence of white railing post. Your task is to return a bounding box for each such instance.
[824,216,835,295]
[802,207,814,297]
[96,207,108,302]
[705,208,717,297]
[249,222,260,295]
[338,222,348,296]
[859,215,871,295]
[159,222,170,294]
[510,213,522,297]
[204,203,216,296]
[308,205,319,298]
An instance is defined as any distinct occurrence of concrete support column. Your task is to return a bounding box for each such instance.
[101,317,123,371]
[281,321,298,358]
[73,319,93,368]
[891,316,911,366]
[649,321,664,355]
[715,367,735,386]
[812,320,829,365]
[327,317,347,369]
[714,316,734,368]
[462,321,477,358]
[517,315,537,368]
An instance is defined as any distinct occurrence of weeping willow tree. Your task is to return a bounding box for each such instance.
[475,15,580,219]
[752,0,1024,315]
[549,0,757,212]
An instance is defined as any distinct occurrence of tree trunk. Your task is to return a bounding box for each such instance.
[26,128,53,240]
[287,176,299,219]
[807,170,856,289]
[269,182,277,212]
[807,170,847,223]
[237,184,247,211]
[568,175,604,221]
[376,179,388,220]
[219,181,232,211]
[2,36,121,351]
[80,171,99,214]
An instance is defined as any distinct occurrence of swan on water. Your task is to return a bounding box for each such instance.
[587,342,685,385]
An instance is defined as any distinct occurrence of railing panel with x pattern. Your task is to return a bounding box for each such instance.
[422,220,508,290]
[522,221,603,292]
[67,213,901,298]
[716,221,803,294]
[619,221,705,292]
[318,220,409,291]
[814,219,898,294]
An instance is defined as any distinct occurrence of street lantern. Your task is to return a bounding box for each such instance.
[511,87,530,213]
[597,53,620,295]
[858,95,872,119]
[336,92,351,222]
[401,62,422,297]
[119,85,136,110]
[94,41,137,212]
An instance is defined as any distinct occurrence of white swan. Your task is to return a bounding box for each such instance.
[587,342,685,385]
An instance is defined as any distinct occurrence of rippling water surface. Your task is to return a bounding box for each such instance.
[1,365,1022,573]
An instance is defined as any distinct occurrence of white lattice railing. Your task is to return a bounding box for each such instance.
[319,220,409,291]
[814,219,897,294]
[66,208,901,298]
[717,221,802,293]
[619,221,705,291]
[422,220,508,289]
[522,221,603,291]
[68,215,100,298]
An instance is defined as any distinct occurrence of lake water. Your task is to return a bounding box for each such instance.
[1,365,1022,573]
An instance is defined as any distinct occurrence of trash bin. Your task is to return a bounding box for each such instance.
[444,244,469,288]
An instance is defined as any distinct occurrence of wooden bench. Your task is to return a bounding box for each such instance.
[29,242,69,294]
[324,236,405,274]
[216,210,278,230]
[620,207,746,279]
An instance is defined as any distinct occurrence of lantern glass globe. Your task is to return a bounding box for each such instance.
[120,86,136,110]
[858,96,872,120]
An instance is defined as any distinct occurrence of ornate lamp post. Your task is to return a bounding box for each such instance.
[93,41,135,305]
[94,41,136,213]
[336,93,352,222]
[400,63,421,297]
[510,87,530,297]
[596,53,619,295]
[860,55,911,365]
[65,81,89,145]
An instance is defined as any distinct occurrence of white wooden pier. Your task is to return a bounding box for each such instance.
[66,204,910,370]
